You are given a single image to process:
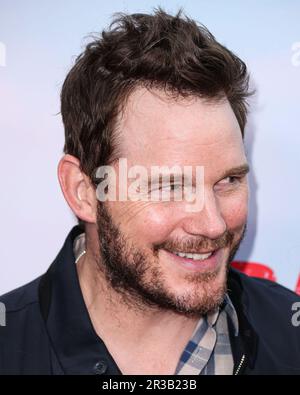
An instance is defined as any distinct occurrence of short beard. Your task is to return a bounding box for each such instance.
[95,202,246,317]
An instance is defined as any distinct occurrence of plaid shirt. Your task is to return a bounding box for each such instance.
[74,233,239,375]
[175,293,239,375]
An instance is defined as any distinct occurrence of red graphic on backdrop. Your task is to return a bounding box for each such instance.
[231,261,300,295]
[295,275,300,296]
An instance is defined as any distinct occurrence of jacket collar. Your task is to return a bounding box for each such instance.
[227,268,258,373]
[39,225,121,375]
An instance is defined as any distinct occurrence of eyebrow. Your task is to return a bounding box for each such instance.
[219,163,250,180]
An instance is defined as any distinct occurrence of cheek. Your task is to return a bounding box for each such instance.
[220,189,248,231]
[114,202,179,247]
[137,208,181,247]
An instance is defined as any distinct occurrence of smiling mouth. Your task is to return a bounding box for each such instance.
[162,248,222,272]
[163,248,216,260]
[169,250,214,260]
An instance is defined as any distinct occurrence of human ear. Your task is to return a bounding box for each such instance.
[57,154,97,224]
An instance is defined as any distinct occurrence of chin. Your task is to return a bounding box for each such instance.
[162,262,228,316]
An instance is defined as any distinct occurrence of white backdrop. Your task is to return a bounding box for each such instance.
[0,0,299,295]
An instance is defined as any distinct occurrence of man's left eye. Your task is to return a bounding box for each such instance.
[225,176,239,184]
[216,176,242,187]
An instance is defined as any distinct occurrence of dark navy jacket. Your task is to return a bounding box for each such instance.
[1,226,300,375]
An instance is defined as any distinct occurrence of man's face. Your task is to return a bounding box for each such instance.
[95,87,249,316]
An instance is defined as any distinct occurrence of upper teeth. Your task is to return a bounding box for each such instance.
[172,251,213,260]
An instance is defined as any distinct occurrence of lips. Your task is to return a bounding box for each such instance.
[162,248,222,272]
[171,251,213,260]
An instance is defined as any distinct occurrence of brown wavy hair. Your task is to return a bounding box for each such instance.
[61,8,252,181]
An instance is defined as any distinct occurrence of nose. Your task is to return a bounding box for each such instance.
[181,189,226,240]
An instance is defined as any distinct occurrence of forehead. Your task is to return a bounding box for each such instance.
[117,87,246,171]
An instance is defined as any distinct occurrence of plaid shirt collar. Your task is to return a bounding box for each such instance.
[175,293,239,375]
